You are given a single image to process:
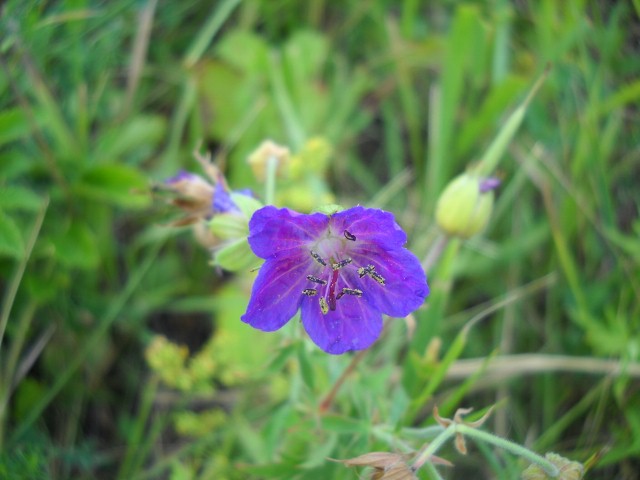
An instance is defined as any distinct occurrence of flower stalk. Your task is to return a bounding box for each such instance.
[412,407,560,478]
[264,154,278,206]
[455,425,559,477]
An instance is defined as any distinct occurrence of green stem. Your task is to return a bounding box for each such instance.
[412,424,560,478]
[264,155,278,205]
[183,0,242,68]
[456,425,559,477]
[412,424,456,470]
[0,198,48,353]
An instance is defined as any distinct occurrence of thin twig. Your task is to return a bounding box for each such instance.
[319,349,369,413]
[123,0,158,117]
[445,354,640,381]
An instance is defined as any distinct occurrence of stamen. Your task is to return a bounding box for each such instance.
[306,275,327,285]
[302,288,317,296]
[370,271,386,286]
[343,230,357,241]
[331,258,352,270]
[341,288,363,297]
[310,250,327,266]
[319,297,329,314]
[357,264,386,286]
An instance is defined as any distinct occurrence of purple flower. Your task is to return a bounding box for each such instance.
[241,206,429,354]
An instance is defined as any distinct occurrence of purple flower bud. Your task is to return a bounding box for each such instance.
[479,177,501,193]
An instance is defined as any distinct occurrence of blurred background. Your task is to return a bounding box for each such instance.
[0,0,639,479]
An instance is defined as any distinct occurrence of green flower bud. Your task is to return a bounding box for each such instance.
[209,214,248,240]
[435,173,500,238]
[314,204,344,215]
[213,237,258,272]
[521,453,584,480]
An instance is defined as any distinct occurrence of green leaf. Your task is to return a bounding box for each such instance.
[216,30,269,74]
[0,210,24,258]
[76,163,150,208]
[94,115,166,164]
[321,415,370,435]
[0,186,42,211]
[284,30,328,81]
[51,222,100,269]
[297,343,315,390]
[0,108,31,147]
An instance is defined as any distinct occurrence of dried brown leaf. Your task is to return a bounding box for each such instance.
[455,433,468,455]
[464,406,495,428]
[329,452,412,469]
[372,462,417,480]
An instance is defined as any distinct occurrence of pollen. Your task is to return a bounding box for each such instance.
[341,288,363,297]
[370,271,386,286]
[306,275,327,285]
[331,258,352,270]
[357,264,386,286]
[310,250,327,266]
[302,288,318,296]
[319,297,329,314]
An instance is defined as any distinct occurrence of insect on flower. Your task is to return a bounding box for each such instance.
[241,206,429,354]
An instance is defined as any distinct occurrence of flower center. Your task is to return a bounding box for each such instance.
[301,230,385,315]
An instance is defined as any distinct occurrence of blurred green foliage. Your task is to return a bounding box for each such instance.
[1,0,639,479]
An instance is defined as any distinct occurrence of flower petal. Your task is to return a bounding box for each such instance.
[212,181,240,214]
[330,206,407,250]
[241,257,309,331]
[350,245,428,318]
[300,294,383,354]
[248,206,328,260]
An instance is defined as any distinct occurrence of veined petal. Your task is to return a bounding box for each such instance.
[330,206,407,250]
[300,294,383,354]
[248,206,327,260]
[350,246,428,318]
[241,257,309,331]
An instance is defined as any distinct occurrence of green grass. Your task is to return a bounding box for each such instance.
[1,0,639,478]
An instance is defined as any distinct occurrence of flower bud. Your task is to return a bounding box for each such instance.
[435,173,500,238]
[212,237,258,272]
[521,453,584,480]
[247,140,291,181]
[164,171,215,221]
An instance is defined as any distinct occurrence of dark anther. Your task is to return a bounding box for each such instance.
[343,230,356,241]
[306,275,327,285]
[370,271,386,286]
[341,288,363,297]
[357,264,386,286]
[302,288,317,296]
[310,250,327,266]
[331,258,352,270]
